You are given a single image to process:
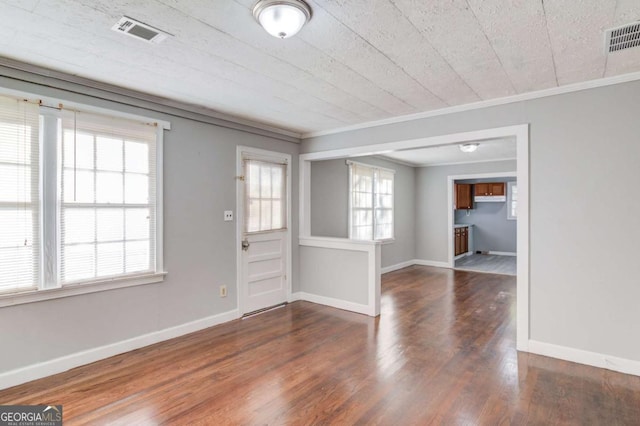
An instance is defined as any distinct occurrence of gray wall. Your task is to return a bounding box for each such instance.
[0,75,299,373]
[415,161,516,262]
[454,178,517,253]
[303,80,640,363]
[300,246,369,305]
[310,156,416,268]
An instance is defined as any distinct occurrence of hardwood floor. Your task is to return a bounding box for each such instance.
[2,266,640,424]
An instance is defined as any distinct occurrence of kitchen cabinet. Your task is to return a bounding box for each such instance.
[454,226,469,256]
[455,184,473,210]
[474,182,505,197]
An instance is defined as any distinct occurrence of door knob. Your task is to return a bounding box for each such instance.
[241,240,250,251]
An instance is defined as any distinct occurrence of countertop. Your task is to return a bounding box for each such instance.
[454,224,474,228]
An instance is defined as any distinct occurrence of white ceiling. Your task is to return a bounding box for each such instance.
[1,0,640,135]
[378,137,516,167]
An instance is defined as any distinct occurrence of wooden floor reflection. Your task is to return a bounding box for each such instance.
[2,266,640,424]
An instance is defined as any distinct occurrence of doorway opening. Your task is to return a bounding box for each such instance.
[300,124,529,351]
[449,172,517,276]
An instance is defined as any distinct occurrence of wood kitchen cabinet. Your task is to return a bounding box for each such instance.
[455,184,473,209]
[474,182,505,196]
[454,226,469,256]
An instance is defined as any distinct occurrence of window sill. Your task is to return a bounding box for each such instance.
[0,272,167,308]
[377,238,395,245]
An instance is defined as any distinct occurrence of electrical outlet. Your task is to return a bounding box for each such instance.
[224,210,233,221]
[219,285,227,297]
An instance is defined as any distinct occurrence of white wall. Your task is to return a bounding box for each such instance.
[310,156,416,268]
[0,73,300,374]
[415,161,516,262]
[303,80,640,364]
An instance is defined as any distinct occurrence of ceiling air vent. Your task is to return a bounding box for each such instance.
[605,21,640,53]
[111,16,171,44]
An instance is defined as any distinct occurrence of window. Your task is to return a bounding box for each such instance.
[0,97,40,293]
[244,159,287,233]
[59,111,158,283]
[348,161,394,241]
[0,93,164,303]
[507,181,518,220]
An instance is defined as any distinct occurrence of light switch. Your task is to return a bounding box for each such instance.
[224,210,233,221]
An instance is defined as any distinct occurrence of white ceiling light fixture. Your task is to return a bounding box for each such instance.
[459,143,479,153]
[253,0,312,39]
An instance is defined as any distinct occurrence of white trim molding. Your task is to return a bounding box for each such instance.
[0,309,240,391]
[413,259,451,269]
[381,260,416,274]
[0,57,300,142]
[294,292,372,316]
[302,71,640,138]
[300,123,530,352]
[289,292,303,302]
[488,251,517,256]
[236,146,293,317]
[381,259,452,273]
[299,236,380,317]
[528,340,640,377]
[446,171,517,269]
[0,273,166,308]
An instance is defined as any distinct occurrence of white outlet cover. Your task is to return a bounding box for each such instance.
[224,210,233,221]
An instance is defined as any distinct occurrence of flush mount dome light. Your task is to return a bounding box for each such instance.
[459,143,479,153]
[253,0,312,39]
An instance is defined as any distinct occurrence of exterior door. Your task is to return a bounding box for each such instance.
[238,149,290,315]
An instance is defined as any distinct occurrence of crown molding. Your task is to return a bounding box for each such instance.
[371,155,418,168]
[0,56,301,143]
[302,70,640,139]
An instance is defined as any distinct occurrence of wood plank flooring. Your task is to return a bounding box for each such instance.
[2,266,640,424]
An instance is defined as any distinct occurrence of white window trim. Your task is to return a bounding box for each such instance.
[347,160,395,242]
[507,181,517,221]
[0,88,168,307]
[0,272,166,307]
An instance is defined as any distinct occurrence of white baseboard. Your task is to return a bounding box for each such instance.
[380,259,451,272]
[289,292,302,302]
[413,259,450,269]
[381,259,416,274]
[488,251,517,256]
[528,340,640,377]
[454,252,473,261]
[296,292,373,316]
[0,309,240,391]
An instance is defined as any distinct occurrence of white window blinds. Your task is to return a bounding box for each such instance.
[59,111,157,284]
[350,163,374,240]
[349,161,394,241]
[0,97,40,292]
[244,159,287,233]
[375,169,394,240]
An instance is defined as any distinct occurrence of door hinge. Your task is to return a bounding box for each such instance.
[235,176,245,181]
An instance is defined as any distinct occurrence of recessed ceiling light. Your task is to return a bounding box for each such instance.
[459,143,479,153]
[253,0,312,39]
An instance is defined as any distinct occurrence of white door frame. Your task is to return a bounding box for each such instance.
[299,124,529,352]
[447,171,517,267]
[236,146,293,316]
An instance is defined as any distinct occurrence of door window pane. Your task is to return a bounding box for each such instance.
[244,159,287,233]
